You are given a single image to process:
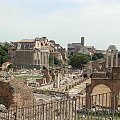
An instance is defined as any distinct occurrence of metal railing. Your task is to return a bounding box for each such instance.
[0,92,119,120]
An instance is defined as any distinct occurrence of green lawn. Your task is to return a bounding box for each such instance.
[13,73,43,80]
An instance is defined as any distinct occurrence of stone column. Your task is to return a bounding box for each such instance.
[106,51,109,68]
[45,52,49,69]
[115,52,118,67]
[40,52,42,65]
[111,92,118,111]
[47,53,49,69]
[42,52,44,66]
[44,52,46,67]
[111,51,114,68]
[86,93,91,109]
[39,52,41,65]
[36,52,38,65]
[34,51,37,65]
[44,52,46,65]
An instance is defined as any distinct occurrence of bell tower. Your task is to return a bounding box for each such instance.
[81,37,84,46]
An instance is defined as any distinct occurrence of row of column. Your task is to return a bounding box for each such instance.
[106,50,118,68]
[34,51,49,69]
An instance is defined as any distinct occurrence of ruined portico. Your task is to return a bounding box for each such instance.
[106,45,118,69]
[86,67,120,110]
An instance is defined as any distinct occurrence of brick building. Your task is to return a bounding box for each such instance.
[9,37,66,69]
[9,37,52,69]
[67,37,95,55]
[49,40,67,61]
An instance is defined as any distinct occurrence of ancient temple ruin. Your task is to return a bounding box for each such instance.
[106,45,118,69]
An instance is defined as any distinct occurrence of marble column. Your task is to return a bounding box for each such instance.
[41,52,44,66]
[43,52,45,66]
[47,53,49,69]
[44,52,47,68]
[111,51,114,68]
[116,52,118,67]
[39,52,41,65]
[106,51,109,68]
[40,52,42,65]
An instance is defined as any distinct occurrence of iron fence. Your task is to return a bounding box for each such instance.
[0,92,120,120]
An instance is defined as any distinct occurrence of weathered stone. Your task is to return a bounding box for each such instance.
[0,78,35,109]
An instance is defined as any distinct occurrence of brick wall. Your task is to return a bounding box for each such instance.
[14,50,34,67]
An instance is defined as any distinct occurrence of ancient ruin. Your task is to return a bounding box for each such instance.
[0,78,35,109]
[86,45,120,110]
[106,45,118,68]
[86,67,120,110]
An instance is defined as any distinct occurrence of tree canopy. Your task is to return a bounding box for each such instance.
[92,53,104,61]
[49,55,62,67]
[0,42,11,65]
[68,53,91,69]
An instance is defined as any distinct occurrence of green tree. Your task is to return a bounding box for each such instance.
[49,55,62,67]
[68,53,91,69]
[92,53,104,61]
[0,42,11,65]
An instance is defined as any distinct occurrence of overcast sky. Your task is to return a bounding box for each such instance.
[0,0,120,50]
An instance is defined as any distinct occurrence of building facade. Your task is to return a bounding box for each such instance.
[67,43,81,55]
[67,37,95,55]
[9,37,66,69]
[10,37,51,69]
[49,40,67,62]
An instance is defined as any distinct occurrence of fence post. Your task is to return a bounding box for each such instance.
[14,106,17,120]
[112,92,116,120]
[86,93,91,109]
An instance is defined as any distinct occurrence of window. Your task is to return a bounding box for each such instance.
[41,43,43,46]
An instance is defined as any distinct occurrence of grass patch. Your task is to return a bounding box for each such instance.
[13,73,43,80]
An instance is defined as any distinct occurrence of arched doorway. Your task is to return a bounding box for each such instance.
[91,84,111,109]
[86,78,119,110]
[2,62,13,71]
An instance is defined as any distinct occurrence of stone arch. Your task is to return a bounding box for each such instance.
[86,67,120,110]
[92,84,111,95]
[86,78,119,110]
[86,79,113,95]
[2,62,13,71]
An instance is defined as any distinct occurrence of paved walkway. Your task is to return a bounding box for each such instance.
[68,78,91,97]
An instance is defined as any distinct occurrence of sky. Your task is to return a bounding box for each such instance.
[0,0,120,50]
